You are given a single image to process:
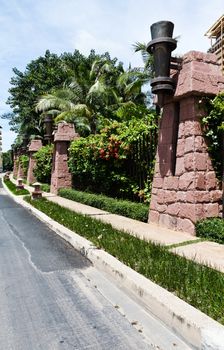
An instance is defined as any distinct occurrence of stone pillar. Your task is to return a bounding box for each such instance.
[50,122,79,194]
[27,140,43,184]
[13,151,18,178]
[149,51,224,234]
[17,150,25,179]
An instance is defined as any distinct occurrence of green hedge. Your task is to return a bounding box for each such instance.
[40,183,50,192]
[195,218,224,244]
[58,188,149,222]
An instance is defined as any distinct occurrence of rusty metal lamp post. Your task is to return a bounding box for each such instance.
[44,114,53,144]
[21,134,29,154]
[147,21,177,106]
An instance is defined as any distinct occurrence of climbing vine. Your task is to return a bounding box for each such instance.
[201,92,224,180]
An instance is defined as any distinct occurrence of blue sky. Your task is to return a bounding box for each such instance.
[0,0,223,151]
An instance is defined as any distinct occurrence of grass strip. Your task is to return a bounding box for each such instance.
[58,188,149,222]
[166,238,204,250]
[4,179,29,195]
[25,196,224,325]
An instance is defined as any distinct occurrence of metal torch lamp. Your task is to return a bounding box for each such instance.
[147,21,177,106]
[44,114,53,144]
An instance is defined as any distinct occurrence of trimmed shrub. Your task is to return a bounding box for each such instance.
[195,218,224,244]
[40,183,50,192]
[58,188,149,222]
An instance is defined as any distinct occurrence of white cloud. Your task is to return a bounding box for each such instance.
[0,0,223,149]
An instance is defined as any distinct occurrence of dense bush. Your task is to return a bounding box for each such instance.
[68,113,158,202]
[195,218,224,244]
[58,188,149,222]
[33,144,53,184]
[40,183,50,192]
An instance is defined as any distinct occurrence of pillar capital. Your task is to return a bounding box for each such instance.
[54,122,79,142]
[28,139,43,152]
[174,50,224,98]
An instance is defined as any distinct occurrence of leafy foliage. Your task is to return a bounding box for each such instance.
[2,151,13,171]
[26,196,224,325]
[58,188,149,222]
[68,110,158,201]
[196,218,224,244]
[201,92,224,180]
[33,144,53,184]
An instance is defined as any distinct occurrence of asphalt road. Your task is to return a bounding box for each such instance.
[0,180,151,350]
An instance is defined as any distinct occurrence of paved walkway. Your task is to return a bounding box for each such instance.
[10,176,224,273]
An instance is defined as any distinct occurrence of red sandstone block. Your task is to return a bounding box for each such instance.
[157,204,167,213]
[184,120,202,137]
[176,191,186,202]
[149,210,159,224]
[195,172,206,190]
[184,154,194,171]
[203,203,219,217]
[176,138,185,157]
[184,136,194,154]
[163,177,179,190]
[195,204,204,219]
[179,203,196,222]
[205,172,218,190]
[178,122,185,138]
[210,190,222,203]
[166,203,180,216]
[153,177,163,189]
[175,157,185,176]
[185,191,195,203]
[159,213,177,230]
[194,191,210,203]
[176,217,195,235]
[206,157,214,171]
[194,136,207,152]
[151,187,158,195]
[180,100,196,121]
[179,172,194,190]
[164,190,177,204]
[154,162,160,174]
[157,189,165,204]
[194,153,207,171]
[149,195,157,210]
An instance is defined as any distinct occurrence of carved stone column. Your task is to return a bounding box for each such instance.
[27,140,43,185]
[50,123,79,194]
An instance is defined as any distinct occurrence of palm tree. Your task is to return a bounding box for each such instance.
[36,59,123,135]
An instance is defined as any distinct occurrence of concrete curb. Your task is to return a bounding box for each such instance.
[2,179,224,350]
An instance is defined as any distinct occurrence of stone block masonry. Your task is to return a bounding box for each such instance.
[149,51,223,234]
